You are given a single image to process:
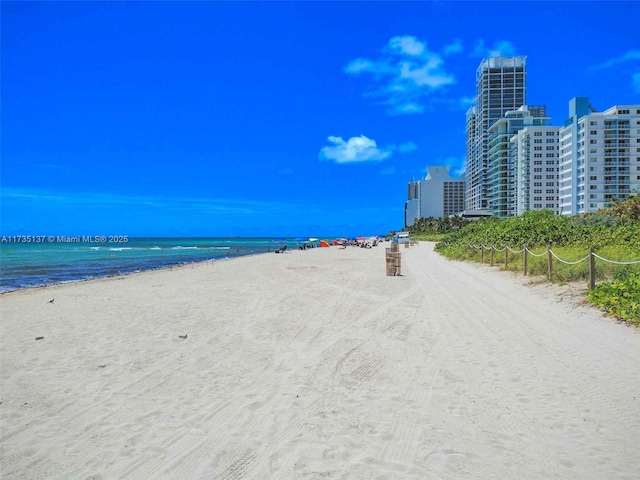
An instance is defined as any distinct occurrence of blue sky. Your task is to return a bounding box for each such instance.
[2,1,639,237]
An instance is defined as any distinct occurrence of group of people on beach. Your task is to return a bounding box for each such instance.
[297,243,319,250]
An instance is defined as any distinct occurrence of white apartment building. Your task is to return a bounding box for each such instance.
[405,166,465,227]
[511,125,561,215]
[559,98,640,215]
[466,56,527,211]
[486,105,549,217]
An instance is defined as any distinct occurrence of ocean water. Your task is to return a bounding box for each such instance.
[0,237,307,293]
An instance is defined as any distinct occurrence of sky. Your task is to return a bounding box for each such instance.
[2,1,639,238]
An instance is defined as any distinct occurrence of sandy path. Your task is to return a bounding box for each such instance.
[1,242,639,479]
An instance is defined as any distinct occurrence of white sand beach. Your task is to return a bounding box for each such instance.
[1,242,639,479]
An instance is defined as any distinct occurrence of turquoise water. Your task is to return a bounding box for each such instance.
[0,237,307,293]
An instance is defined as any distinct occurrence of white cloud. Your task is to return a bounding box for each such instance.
[390,103,424,115]
[398,141,417,153]
[459,95,476,105]
[472,39,517,58]
[319,136,416,164]
[388,35,426,56]
[344,58,371,74]
[319,135,392,164]
[443,39,463,56]
[589,50,640,94]
[459,96,476,108]
[398,58,451,88]
[0,187,299,219]
[344,57,394,76]
[590,50,640,70]
[345,35,456,115]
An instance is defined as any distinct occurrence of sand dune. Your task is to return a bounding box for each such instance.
[1,242,639,479]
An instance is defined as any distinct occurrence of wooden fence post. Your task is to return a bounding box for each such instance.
[490,246,494,266]
[547,246,553,280]
[504,248,508,268]
[589,247,596,290]
[481,245,484,264]
[523,246,528,276]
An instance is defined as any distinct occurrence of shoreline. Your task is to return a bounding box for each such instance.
[0,250,257,296]
[0,237,319,295]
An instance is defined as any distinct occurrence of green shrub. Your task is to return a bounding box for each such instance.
[589,272,640,323]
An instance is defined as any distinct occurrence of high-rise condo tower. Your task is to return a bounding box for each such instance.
[466,56,527,211]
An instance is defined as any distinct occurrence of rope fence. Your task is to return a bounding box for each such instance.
[550,250,590,265]
[462,243,640,290]
[592,253,640,265]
